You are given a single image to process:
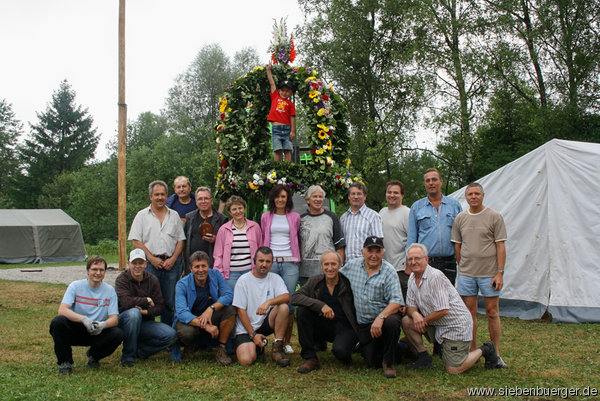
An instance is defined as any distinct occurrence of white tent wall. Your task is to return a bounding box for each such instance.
[449,139,600,323]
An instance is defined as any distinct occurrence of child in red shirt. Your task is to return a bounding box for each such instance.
[267,62,295,162]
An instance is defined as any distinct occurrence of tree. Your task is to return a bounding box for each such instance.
[297,0,426,181]
[0,99,22,207]
[17,80,99,207]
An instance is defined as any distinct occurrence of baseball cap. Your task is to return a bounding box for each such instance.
[363,236,384,248]
[278,80,294,91]
[129,248,147,262]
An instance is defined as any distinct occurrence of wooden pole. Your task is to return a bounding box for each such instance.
[117,0,127,270]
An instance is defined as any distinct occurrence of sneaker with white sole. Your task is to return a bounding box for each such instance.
[496,356,508,368]
[58,362,72,375]
[284,344,294,354]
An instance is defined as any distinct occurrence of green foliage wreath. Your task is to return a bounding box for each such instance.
[215,64,362,202]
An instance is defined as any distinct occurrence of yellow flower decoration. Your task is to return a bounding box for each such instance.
[305,76,317,82]
[248,182,259,190]
[309,90,319,99]
[253,66,264,71]
[318,130,328,140]
[219,97,228,113]
[345,158,351,167]
[326,140,332,150]
[317,108,325,116]
[317,124,329,132]
[221,184,226,190]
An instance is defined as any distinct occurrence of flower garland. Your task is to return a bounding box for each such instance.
[215,64,362,202]
[268,18,296,65]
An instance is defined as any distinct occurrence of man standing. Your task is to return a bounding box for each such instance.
[402,244,499,373]
[452,182,507,368]
[49,256,123,374]
[340,236,403,378]
[173,251,236,366]
[232,247,291,367]
[129,180,186,327]
[407,168,462,284]
[340,182,383,261]
[379,180,411,299]
[115,249,177,367]
[292,251,359,373]
[184,186,228,273]
[299,185,346,285]
[166,176,197,221]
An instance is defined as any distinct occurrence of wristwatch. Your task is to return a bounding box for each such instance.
[249,332,256,340]
[210,304,216,311]
[378,314,386,320]
[498,270,504,275]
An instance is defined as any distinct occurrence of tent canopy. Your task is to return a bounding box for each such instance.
[449,139,600,323]
[0,209,87,264]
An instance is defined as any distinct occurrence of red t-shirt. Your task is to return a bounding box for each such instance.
[267,91,295,125]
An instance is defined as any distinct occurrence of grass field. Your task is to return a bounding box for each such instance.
[0,279,598,400]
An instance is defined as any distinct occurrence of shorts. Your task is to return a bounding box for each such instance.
[271,124,293,152]
[233,310,274,349]
[441,339,471,367]
[423,326,470,367]
[457,274,501,297]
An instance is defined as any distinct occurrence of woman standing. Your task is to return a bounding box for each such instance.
[261,184,301,354]
[214,196,262,291]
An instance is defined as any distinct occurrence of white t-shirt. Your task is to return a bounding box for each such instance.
[232,272,288,335]
[380,205,411,271]
[269,214,292,256]
[61,279,119,322]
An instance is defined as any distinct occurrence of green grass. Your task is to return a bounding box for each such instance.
[1,279,599,400]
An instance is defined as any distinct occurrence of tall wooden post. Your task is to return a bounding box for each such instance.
[117,0,127,270]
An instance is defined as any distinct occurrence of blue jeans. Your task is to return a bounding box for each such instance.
[225,269,251,291]
[145,255,183,326]
[118,308,177,362]
[270,261,299,313]
[271,124,293,151]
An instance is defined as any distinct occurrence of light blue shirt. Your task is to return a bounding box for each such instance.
[61,279,119,322]
[340,257,403,324]
[406,195,462,258]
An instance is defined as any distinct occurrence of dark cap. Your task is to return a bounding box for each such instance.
[363,236,384,249]
[278,80,294,91]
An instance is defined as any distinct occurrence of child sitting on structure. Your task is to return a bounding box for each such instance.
[266,62,295,162]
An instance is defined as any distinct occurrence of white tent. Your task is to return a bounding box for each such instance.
[449,139,600,323]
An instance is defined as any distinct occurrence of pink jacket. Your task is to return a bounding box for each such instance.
[260,211,301,261]
[213,219,262,279]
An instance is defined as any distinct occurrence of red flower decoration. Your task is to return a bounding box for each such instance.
[221,160,227,167]
[289,38,296,63]
[321,94,329,100]
[220,113,226,120]
[311,83,319,90]
[311,148,317,154]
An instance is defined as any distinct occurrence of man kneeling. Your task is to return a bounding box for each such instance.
[174,251,236,366]
[402,244,498,373]
[291,251,358,373]
[232,247,290,367]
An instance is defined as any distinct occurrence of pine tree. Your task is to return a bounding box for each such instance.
[17,80,99,207]
[0,99,22,207]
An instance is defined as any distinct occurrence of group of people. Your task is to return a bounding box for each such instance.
[49,168,508,378]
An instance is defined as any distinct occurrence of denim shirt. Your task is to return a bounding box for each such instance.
[406,195,462,258]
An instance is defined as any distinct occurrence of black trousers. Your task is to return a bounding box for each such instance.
[429,256,457,285]
[49,316,123,365]
[357,313,402,367]
[296,306,358,361]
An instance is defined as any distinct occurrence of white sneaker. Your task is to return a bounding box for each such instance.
[284,345,294,354]
[496,356,508,368]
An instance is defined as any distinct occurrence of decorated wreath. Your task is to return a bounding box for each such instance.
[215,20,362,203]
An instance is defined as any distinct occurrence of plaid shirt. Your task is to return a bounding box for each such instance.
[340,204,384,260]
[406,265,472,342]
[340,258,403,324]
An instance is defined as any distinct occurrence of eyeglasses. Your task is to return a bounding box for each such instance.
[407,257,425,263]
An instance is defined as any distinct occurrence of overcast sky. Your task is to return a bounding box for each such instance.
[0,0,304,160]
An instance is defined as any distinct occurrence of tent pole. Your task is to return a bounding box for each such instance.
[117,0,127,270]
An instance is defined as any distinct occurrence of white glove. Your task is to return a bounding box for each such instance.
[81,316,95,333]
[90,321,106,335]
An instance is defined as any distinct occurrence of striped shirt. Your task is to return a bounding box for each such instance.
[340,204,384,260]
[340,258,403,324]
[406,265,472,343]
[229,226,252,272]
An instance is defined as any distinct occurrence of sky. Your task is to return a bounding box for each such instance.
[0,0,305,160]
[1,0,435,162]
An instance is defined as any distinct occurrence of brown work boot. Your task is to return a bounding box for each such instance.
[182,344,195,360]
[215,344,232,366]
[271,340,290,367]
[382,361,396,378]
[297,358,320,373]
